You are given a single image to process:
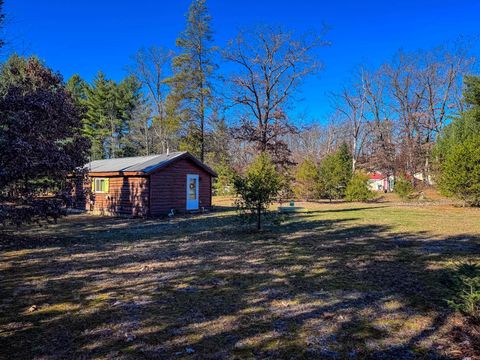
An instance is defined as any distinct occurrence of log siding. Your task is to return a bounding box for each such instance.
[73,155,214,217]
[84,176,149,217]
[149,158,212,216]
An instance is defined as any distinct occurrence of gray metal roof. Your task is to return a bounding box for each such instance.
[85,151,217,176]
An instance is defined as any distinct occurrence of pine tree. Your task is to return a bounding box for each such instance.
[345,172,374,202]
[436,76,480,206]
[439,136,480,206]
[82,72,111,159]
[207,113,234,196]
[318,144,353,200]
[206,112,230,164]
[66,74,88,107]
[213,162,235,196]
[81,72,142,159]
[293,158,320,200]
[234,153,282,230]
[168,0,217,161]
[394,176,415,200]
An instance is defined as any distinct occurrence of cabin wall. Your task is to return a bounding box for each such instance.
[149,158,212,216]
[77,176,149,217]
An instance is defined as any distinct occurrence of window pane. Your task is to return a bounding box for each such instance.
[93,178,107,193]
[189,178,197,200]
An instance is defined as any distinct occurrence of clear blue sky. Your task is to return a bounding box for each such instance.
[5,0,480,122]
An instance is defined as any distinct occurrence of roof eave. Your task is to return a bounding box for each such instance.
[145,152,218,177]
[87,171,147,177]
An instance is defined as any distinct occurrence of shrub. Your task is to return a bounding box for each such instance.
[233,152,282,230]
[437,135,480,206]
[277,173,294,205]
[293,158,319,200]
[345,172,374,202]
[317,143,352,201]
[446,262,480,322]
[395,176,414,200]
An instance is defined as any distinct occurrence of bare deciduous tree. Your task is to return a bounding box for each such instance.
[128,47,177,154]
[386,52,427,175]
[417,45,474,177]
[385,46,474,178]
[363,66,396,175]
[333,69,370,172]
[332,42,474,180]
[223,26,327,166]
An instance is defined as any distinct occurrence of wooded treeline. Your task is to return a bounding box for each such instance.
[326,45,475,178]
[66,4,329,174]
[62,0,477,187]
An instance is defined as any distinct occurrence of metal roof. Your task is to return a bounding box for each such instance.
[85,151,217,176]
[368,173,386,180]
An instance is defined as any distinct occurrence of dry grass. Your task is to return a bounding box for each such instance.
[0,199,479,359]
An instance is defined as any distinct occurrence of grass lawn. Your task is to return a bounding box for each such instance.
[1,199,479,359]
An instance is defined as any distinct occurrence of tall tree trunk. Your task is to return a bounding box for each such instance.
[352,135,357,172]
[423,155,430,185]
[110,119,116,159]
[200,90,205,162]
[257,204,261,230]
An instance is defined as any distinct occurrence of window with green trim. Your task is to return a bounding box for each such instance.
[93,178,109,193]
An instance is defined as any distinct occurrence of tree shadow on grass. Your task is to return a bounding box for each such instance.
[302,205,390,215]
[0,210,479,359]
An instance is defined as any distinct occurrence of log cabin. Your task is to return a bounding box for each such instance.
[72,151,217,217]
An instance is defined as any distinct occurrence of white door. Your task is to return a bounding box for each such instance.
[186,174,199,210]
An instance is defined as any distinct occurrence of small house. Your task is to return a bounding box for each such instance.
[73,151,217,217]
[367,173,394,192]
[413,172,435,186]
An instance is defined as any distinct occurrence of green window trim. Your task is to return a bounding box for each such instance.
[92,178,109,193]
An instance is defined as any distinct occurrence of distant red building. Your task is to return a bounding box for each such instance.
[367,173,394,192]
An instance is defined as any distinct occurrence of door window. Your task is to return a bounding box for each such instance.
[189,177,197,200]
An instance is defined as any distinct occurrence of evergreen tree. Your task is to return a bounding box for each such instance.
[394,176,415,200]
[318,144,353,200]
[234,153,281,230]
[213,162,236,196]
[66,74,88,107]
[206,112,230,165]
[436,76,480,206]
[168,0,217,161]
[82,72,112,159]
[207,113,235,196]
[345,172,374,202]
[436,76,480,157]
[438,137,480,206]
[116,75,143,156]
[293,158,319,200]
[81,72,142,159]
